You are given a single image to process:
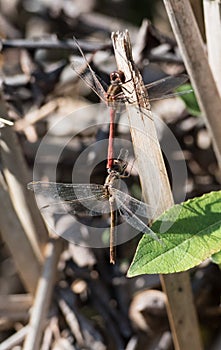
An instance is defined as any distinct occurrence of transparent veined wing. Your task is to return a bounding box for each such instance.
[117,199,161,242]
[111,188,161,242]
[146,74,189,100]
[71,37,108,102]
[71,60,108,102]
[114,74,191,103]
[111,187,155,218]
[28,181,111,215]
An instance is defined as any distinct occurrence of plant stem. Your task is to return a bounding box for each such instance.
[163,0,221,169]
[112,30,203,350]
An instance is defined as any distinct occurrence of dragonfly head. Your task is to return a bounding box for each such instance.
[107,158,128,176]
[109,70,125,86]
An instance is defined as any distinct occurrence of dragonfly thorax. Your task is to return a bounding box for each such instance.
[104,158,128,193]
[106,70,126,103]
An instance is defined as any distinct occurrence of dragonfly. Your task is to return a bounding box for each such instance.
[71,38,191,170]
[28,150,160,264]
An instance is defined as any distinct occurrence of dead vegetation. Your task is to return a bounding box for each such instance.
[0,1,221,349]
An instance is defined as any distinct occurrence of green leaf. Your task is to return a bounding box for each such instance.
[177,84,201,116]
[211,250,221,265]
[127,191,221,276]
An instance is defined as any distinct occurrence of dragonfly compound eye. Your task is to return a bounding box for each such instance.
[110,70,126,85]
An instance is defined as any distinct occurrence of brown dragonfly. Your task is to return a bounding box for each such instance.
[71,38,191,170]
[28,150,160,264]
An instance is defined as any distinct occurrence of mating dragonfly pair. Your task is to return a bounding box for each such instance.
[28,38,190,263]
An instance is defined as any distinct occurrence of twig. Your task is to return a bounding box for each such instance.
[57,287,106,349]
[57,295,85,347]
[0,117,14,126]
[112,31,203,350]
[88,278,128,348]
[0,325,29,350]
[0,37,111,52]
[41,316,60,350]
[23,239,63,350]
[14,99,61,132]
[68,262,128,347]
[163,0,221,169]
[147,53,184,64]
[125,336,138,350]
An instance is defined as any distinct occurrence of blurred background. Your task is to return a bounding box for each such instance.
[0,1,221,349]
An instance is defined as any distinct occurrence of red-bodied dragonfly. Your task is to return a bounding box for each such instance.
[28,150,160,264]
[71,38,191,169]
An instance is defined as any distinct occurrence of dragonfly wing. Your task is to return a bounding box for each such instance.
[28,182,110,215]
[40,197,110,216]
[118,74,190,104]
[116,197,161,242]
[28,182,104,200]
[71,38,108,102]
[146,74,189,101]
[111,188,155,218]
[71,60,108,102]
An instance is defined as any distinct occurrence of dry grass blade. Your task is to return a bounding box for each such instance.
[57,288,108,349]
[0,325,30,350]
[0,126,48,258]
[23,239,63,350]
[112,31,172,217]
[41,316,60,350]
[163,0,221,169]
[0,173,42,294]
[57,297,85,347]
[112,30,203,350]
